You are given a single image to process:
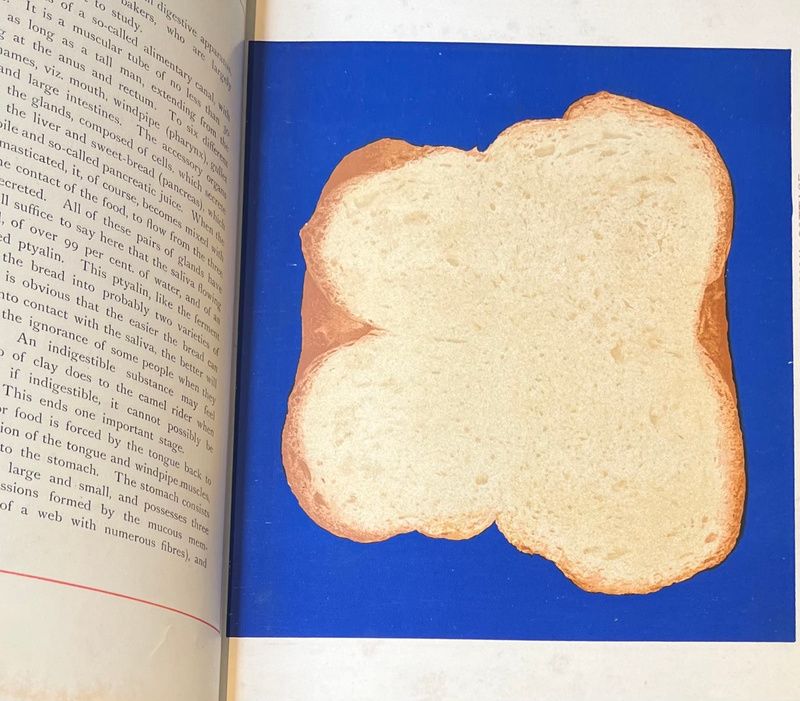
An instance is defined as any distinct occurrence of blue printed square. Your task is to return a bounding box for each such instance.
[229,42,793,641]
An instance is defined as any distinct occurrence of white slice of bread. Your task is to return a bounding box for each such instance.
[282,92,744,595]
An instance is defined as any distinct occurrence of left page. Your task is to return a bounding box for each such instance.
[0,1,244,699]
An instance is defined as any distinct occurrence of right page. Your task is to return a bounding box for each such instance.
[227,2,799,699]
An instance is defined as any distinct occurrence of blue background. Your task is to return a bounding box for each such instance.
[228,42,794,641]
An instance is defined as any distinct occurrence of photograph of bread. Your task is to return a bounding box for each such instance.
[281,91,744,595]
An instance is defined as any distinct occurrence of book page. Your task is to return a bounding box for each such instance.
[0,0,244,699]
[228,1,798,700]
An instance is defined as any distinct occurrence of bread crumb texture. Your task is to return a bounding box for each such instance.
[283,92,744,595]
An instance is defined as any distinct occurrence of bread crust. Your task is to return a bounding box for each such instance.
[281,92,744,593]
[282,139,432,541]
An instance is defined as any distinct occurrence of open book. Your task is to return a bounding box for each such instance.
[1,1,798,700]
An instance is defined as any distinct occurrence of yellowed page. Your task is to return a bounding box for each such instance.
[0,0,244,699]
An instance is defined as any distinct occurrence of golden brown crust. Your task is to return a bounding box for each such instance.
[281,92,744,594]
[284,139,497,542]
[282,139,434,543]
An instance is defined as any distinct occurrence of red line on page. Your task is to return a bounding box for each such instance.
[0,568,221,634]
